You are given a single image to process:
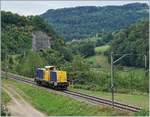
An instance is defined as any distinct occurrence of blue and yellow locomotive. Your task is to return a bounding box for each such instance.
[35,66,68,89]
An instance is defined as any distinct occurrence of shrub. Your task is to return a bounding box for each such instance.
[1,104,11,116]
[134,109,149,116]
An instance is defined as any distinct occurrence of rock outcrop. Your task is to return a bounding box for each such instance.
[32,31,51,51]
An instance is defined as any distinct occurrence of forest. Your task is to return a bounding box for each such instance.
[41,3,149,41]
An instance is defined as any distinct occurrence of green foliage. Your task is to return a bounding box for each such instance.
[1,11,63,60]
[95,45,110,55]
[96,39,105,46]
[1,11,68,77]
[134,109,149,116]
[1,104,11,116]
[28,15,57,38]
[38,49,64,67]
[54,46,73,62]
[1,8,149,96]
[72,55,89,72]
[111,20,149,67]
[115,68,148,92]
[62,55,110,90]
[1,11,32,58]
[69,40,95,57]
[41,3,149,41]
[1,11,30,27]
[1,90,11,104]
[1,90,11,116]
[16,51,45,77]
[80,51,148,93]
[79,41,95,57]
[1,25,32,57]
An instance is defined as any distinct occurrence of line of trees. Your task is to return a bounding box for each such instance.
[111,20,149,67]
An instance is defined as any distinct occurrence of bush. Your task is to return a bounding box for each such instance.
[1,104,11,116]
[134,109,149,116]
[16,50,45,77]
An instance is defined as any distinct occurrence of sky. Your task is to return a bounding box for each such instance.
[1,1,149,16]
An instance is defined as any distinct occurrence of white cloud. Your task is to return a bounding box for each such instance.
[1,1,149,16]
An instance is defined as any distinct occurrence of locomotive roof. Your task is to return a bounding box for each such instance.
[37,68,45,70]
[45,66,55,69]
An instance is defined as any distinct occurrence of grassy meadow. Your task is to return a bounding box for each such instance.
[95,45,110,54]
[69,88,149,110]
[87,44,110,69]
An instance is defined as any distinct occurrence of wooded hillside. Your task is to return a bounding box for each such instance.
[41,3,149,41]
[1,11,62,59]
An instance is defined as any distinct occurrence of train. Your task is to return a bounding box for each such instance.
[34,66,69,89]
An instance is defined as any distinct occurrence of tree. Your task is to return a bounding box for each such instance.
[39,49,64,67]
[72,55,89,71]
[41,3,149,41]
[111,20,149,67]
[16,51,45,77]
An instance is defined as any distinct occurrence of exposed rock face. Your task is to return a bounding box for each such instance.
[32,31,51,51]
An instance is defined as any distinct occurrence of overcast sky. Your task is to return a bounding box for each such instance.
[1,1,149,16]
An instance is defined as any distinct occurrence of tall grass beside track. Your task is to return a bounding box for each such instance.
[1,90,11,104]
[69,88,149,110]
[1,89,11,116]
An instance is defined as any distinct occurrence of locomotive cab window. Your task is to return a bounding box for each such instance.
[50,67,55,70]
[45,66,55,71]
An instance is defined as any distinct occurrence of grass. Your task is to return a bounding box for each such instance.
[3,79,129,116]
[86,55,110,69]
[87,44,110,69]
[1,89,11,104]
[69,87,149,110]
[95,45,110,54]
[1,89,11,116]
[116,68,146,78]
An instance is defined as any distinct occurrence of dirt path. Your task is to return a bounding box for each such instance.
[2,86,46,116]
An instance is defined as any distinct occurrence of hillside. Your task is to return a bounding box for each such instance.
[41,3,149,41]
[1,11,62,58]
[1,11,72,77]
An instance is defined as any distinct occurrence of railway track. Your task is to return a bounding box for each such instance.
[63,90,141,112]
[2,71,141,112]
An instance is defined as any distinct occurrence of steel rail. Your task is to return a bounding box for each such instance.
[65,90,141,109]
[63,90,141,112]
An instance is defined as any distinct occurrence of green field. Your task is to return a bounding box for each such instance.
[95,45,110,54]
[87,44,110,69]
[3,79,129,116]
[69,88,149,110]
[86,55,110,69]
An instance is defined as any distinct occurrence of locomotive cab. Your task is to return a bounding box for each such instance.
[45,66,56,71]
